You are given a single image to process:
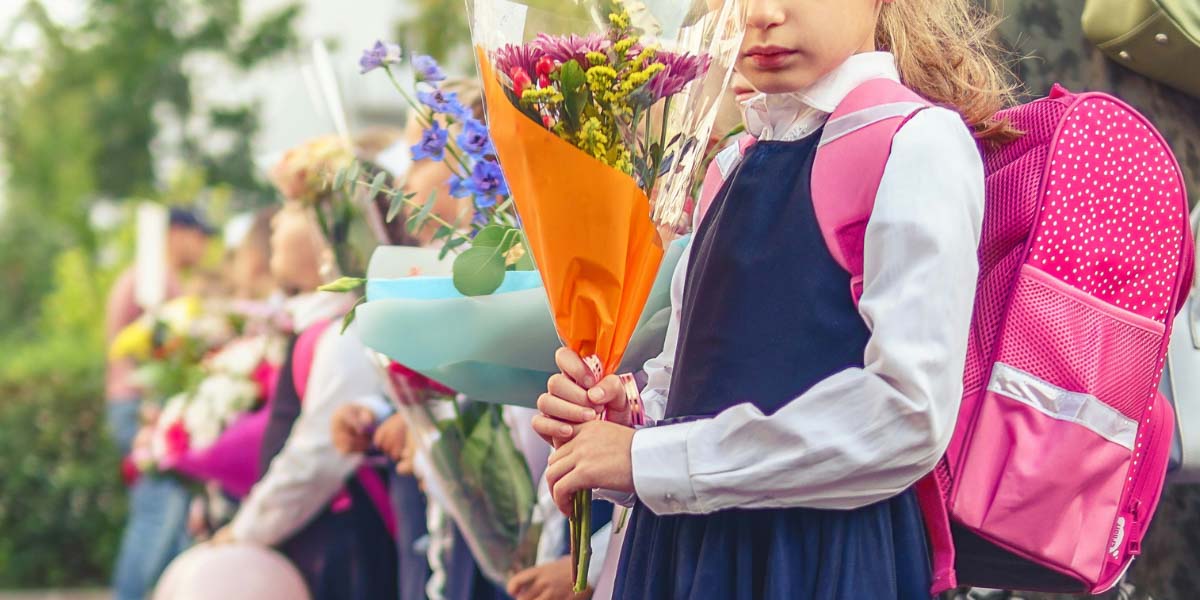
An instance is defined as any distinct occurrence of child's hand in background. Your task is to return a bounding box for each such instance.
[372,414,408,463]
[331,404,377,455]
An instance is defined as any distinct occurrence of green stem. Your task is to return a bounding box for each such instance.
[383,66,475,177]
[574,489,593,593]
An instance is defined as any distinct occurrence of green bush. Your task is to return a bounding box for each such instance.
[0,250,126,588]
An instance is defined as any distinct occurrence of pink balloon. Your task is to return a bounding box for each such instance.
[154,543,310,600]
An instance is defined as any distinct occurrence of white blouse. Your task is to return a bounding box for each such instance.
[230,292,391,545]
[627,52,985,515]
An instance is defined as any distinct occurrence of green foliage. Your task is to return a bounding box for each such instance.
[0,250,126,588]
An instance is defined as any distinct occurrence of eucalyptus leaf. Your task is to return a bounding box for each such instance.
[346,162,361,191]
[333,166,347,191]
[471,225,508,248]
[452,245,506,296]
[340,295,366,334]
[406,189,439,233]
[318,276,366,293]
[367,170,387,202]
[387,192,416,223]
[438,236,468,259]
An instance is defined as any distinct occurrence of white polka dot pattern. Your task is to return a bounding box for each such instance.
[1027,97,1187,323]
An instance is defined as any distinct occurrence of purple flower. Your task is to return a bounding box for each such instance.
[418,89,470,120]
[647,52,711,102]
[531,33,610,66]
[456,118,494,157]
[412,54,446,83]
[411,121,449,161]
[493,43,543,83]
[360,40,402,73]
[467,160,508,206]
[449,174,471,198]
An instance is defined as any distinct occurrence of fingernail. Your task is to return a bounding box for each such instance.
[560,425,572,436]
[582,376,594,388]
[582,408,596,420]
[589,388,605,402]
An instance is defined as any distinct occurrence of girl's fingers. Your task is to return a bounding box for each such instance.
[587,375,628,411]
[555,347,594,387]
[547,373,591,408]
[531,413,575,442]
[551,470,585,516]
[538,389,596,423]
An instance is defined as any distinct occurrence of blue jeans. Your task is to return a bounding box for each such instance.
[108,401,193,600]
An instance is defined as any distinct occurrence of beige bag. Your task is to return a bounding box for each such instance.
[1083,0,1200,98]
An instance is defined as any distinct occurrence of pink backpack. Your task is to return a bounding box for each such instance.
[699,81,1195,595]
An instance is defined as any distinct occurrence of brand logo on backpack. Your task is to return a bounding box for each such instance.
[1108,516,1126,560]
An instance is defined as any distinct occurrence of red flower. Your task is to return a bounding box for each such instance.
[510,67,532,94]
[538,75,551,89]
[120,455,141,487]
[164,420,190,457]
[535,56,556,78]
[542,114,554,129]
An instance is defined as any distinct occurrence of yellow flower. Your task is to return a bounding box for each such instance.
[576,117,610,161]
[586,51,608,66]
[504,241,527,267]
[110,321,153,361]
[613,39,635,56]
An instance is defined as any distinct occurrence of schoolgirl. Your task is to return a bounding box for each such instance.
[533,0,1016,597]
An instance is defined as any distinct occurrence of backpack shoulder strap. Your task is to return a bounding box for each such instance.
[811,78,931,304]
[696,133,756,227]
[292,318,334,401]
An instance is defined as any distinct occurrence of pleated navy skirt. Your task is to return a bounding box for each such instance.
[613,490,932,599]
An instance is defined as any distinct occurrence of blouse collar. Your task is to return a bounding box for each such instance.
[741,51,900,142]
[286,291,353,332]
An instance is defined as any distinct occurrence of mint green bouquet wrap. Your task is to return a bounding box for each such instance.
[356,237,686,407]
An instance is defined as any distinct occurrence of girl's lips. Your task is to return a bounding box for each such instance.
[743,45,798,70]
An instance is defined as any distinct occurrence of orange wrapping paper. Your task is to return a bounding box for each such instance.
[478,49,665,375]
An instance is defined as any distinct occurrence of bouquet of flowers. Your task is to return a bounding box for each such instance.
[109,295,236,402]
[381,360,542,585]
[469,0,746,587]
[129,333,285,495]
[331,47,532,299]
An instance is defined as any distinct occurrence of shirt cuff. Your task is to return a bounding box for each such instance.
[593,488,636,507]
[631,420,703,515]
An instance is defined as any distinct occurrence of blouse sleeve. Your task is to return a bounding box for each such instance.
[230,323,386,545]
[628,107,985,515]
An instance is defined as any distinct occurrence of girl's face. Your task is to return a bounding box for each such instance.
[231,243,270,299]
[269,202,326,293]
[738,0,882,94]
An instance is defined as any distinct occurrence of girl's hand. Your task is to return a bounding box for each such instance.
[331,404,376,455]
[372,414,408,463]
[532,348,631,445]
[544,420,636,516]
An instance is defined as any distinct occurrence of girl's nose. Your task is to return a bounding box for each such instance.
[746,0,786,30]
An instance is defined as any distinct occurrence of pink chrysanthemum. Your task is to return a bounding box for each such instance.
[647,51,711,102]
[530,32,611,66]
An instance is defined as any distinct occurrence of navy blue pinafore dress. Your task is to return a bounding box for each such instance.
[613,134,933,599]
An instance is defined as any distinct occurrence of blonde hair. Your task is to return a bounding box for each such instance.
[876,0,1020,143]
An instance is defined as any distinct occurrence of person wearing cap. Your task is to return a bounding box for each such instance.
[106,206,214,600]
